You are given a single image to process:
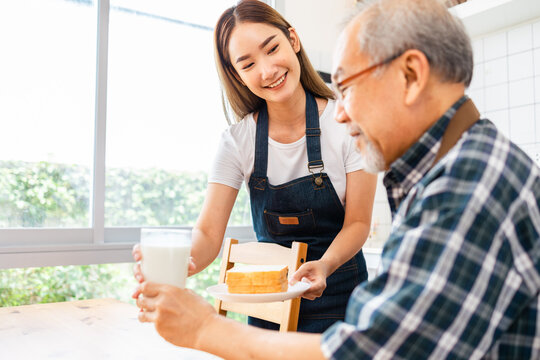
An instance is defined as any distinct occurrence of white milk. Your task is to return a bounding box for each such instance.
[140,229,192,289]
[141,243,191,288]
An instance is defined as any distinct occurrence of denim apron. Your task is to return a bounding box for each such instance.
[247,90,368,333]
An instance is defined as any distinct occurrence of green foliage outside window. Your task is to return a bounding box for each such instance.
[0,160,251,227]
[0,161,89,227]
[0,263,133,307]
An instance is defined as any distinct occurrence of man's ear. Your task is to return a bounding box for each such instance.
[288,27,301,53]
[399,49,430,106]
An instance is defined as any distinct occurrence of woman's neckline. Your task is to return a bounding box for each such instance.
[251,98,332,145]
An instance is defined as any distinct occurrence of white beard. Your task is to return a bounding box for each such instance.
[359,136,386,174]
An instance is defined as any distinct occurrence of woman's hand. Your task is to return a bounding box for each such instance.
[134,282,218,349]
[131,244,197,288]
[132,244,145,283]
[289,260,331,300]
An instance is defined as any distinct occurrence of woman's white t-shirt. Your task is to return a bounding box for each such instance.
[208,99,363,206]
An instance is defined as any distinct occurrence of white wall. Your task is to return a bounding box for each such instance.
[465,19,540,166]
[276,0,356,73]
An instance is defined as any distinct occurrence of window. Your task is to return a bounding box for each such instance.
[0,0,96,228]
[0,0,254,269]
[106,0,237,227]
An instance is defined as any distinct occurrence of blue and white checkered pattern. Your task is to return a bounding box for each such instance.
[321,96,540,359]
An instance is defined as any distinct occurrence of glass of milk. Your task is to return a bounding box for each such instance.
[140,228,192,289]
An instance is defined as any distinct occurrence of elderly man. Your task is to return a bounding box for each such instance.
[134,0,540,358]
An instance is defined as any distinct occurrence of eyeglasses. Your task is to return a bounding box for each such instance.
[331,52,403,101]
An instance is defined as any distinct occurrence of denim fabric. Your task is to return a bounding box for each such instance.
[247,91,368,333]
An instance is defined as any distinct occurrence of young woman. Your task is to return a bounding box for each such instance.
[134,0,377,333]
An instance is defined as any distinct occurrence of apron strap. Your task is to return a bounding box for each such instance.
[305,91,324,171]
[252,102,269,180]
[433,97,480,167]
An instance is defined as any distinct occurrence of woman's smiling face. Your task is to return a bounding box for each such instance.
[228,22,302,104]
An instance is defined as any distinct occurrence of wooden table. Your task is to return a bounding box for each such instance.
[0,298,222,359]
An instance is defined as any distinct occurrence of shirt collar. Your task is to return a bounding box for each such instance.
[383,95,469,215]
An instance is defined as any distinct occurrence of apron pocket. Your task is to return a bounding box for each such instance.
[264,209,315,235]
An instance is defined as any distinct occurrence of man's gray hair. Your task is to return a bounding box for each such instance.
[354,0,473,87]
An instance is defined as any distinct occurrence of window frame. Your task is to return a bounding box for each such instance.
[0,0,255,269]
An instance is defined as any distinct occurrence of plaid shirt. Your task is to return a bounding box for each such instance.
[322,96,540,359]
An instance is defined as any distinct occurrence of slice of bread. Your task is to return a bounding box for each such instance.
[226,264,288,294]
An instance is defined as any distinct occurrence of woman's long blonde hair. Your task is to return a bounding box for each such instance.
[214,0,334,124]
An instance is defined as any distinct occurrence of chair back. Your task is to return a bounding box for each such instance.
[215,238,308,332]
